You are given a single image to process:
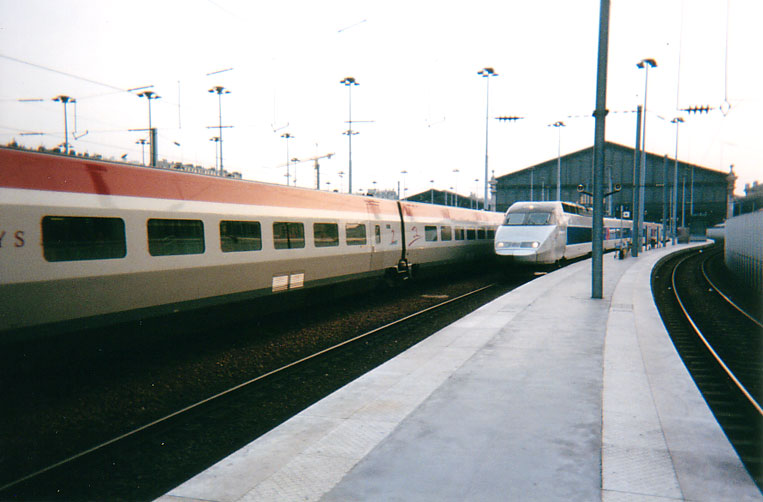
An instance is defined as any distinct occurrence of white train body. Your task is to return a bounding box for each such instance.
[0,148,503,337]
[494,201,633,265]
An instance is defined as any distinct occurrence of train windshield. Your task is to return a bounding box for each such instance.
[503,211,554,226]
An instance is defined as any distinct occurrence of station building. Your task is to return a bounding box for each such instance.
[493,142,733,228]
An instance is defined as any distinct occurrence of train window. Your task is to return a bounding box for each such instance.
[273,222,305,249]
[220,220,262,252]
[345,223,367,246]
[455,227,465,240]
[466,228,476,240]
[562,202,578,214]
[314,223,339,247]
[441,226,453,241]
[148,218,205,256]
[477,228,486,240]
[504,212,553,226]
[567,226,593,245]
[375,225,381,244]
[425,225,438,242]
[42,216,126,262]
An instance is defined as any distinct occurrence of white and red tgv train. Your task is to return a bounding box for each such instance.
[0,147,503,337]
[494,200,663,266]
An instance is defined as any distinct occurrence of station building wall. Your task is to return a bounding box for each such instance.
[494,142,729,227]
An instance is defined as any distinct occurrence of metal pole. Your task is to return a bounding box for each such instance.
[138,91,160,167]
[63,100,69,154]
[217,91,224,174]
[632,105,642,257]
[484,78,490,209]
[479,68,498,210]
[556,124,562,200]
[662,155,668,246]
[681,175,686,228]
[671,117,682,245]
[690,166,694,216]
[340,77,358,194]
[591,0,610,300]
[636,59,656,253]
[281,133,293,186]
[606,165,613,216]
[150,128,157,167]
[348,83,353,194]
[208,86,229,175]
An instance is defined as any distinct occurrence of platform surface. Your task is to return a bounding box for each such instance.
[157,243,761,502]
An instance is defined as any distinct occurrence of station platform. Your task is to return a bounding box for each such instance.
[157,243,761,502]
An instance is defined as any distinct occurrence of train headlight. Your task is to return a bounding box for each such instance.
[495,241,507,249]
[520,241,541,249]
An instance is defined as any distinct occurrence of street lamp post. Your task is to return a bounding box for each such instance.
[136,138,148,165]
[53,95,76,155]
[340,77,359,194]
[670,117,683,244]
[550,121,565,200]
[137,90,160,166]
[209,136,220,172]
[478,67,498,210]
[637,58,657,251]
[400,170,408,200]
[208,86,231,175]
[281,133,295,185]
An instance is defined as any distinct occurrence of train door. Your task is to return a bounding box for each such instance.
[366,199,392,272]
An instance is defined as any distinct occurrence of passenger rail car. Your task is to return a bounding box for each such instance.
[0,148,503,337]
[494,201,633,266]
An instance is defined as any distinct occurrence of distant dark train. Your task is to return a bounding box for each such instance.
[494,200,662,266]
[0,148,503,338]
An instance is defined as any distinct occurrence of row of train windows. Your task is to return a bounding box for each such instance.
[423,225,494,242]
[40,216,493,263]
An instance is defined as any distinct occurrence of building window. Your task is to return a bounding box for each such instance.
[466,228,476,240]
[345,223,367,246]
[455,227,465,240]
[441,226,453,241]
[273,222,305,249]
[42,216,126,262]
[220,220,261,252]
[314,223,339,247]
[477,228,486,240]
[148,218,205,256]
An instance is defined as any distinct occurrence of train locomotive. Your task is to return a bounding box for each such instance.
[494,200,647,266]
[0,147,503,338]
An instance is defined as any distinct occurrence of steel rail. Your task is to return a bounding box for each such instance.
[671,252,763,417]
[0,283,495,492]
[700,251,763,329]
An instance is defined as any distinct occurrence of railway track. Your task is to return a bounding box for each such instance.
[652,244,763,489]
[0,275,519,501]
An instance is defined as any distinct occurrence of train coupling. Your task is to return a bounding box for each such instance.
[396,259,412,279]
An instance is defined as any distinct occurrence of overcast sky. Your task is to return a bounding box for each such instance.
[1,0,760,199]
